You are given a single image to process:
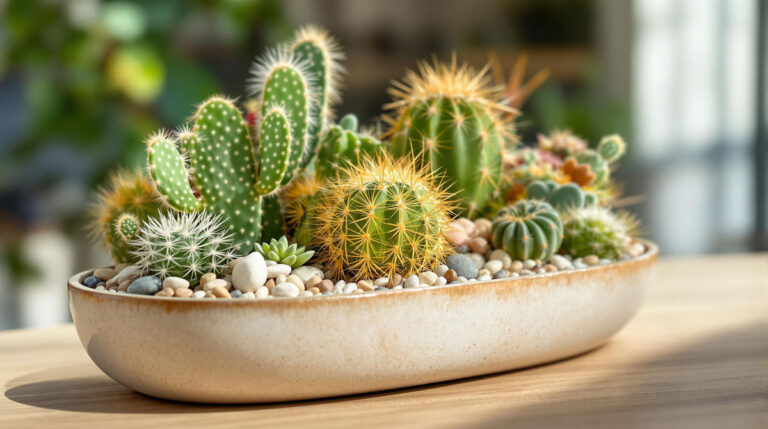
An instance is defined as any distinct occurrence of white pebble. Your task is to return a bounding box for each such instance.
[334,280,346,289]
[467,253,485,269]
[436,276,447,286]
[549,255,573,270]
[163,276,189,290]
[404,275,420,288]
[193,290,206,299]
[374,277,389,287]
[523,259,536,270]
[392,285,403,290]
[535,268,546,274]
[232,253,267,292]
[267,264,292,279]
[265,260,277,266]
[478,274,492,281]
[437,264,449,276]
[242,291,256,299]
[418,271,438,286]
[489,250,512,269]
[483,260,503,274]
[300,291,313,297]
[343,283,357,294]
[600,259,611,265]
[273,282,300,297]
[255,286,269,298]
[108,289,117,293]
[95,285,106,291]
[457,276,468,283]
[509,272,520,278]
[291,266,324,283]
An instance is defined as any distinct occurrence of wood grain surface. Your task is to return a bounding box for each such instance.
[1,254,766,428]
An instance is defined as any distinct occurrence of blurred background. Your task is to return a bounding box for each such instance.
[0,0,766,330]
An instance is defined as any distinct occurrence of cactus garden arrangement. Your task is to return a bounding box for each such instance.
[80,25,650,300]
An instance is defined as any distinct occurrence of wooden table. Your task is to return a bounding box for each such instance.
[1,254,766,428]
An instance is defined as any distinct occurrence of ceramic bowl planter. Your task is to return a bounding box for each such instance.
[67,241,657,403]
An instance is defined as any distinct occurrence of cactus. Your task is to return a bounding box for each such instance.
[572,134,626,187]
[281,174,322,247]
[289,25,345,168]
[597,134,626,163]
[147,48,315,251]
[314,113,384,181]
[561,206,638,259]
[130,211,238,284]
[537,130,588,159]
[526,180,597,212]
[491,200,563,261]
[384,56,517,218]
[87,169,163,263]
[311,156,453,281]
[255,235,314,268]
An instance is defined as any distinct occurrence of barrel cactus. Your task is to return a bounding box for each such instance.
[384,57,517,218]
[314,113,384,181]
[526,180,597,212]
[130,211,238,284]
[491,200,563,261]
[311,156,453,281]
[87,169,163,263]
[561,206,638,259]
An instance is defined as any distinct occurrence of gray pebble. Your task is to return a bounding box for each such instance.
[455,245,469,253]
[230,290,243,298]
[374,286,388,291]
[599,258,612,265]
[127,276,162,295]
[446,254,479,279]
[83,276,101,288]
[493,270,509,279]
[573,261,587,269]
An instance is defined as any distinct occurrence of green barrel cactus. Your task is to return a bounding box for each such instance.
[561,206,638,259]
[491,200,563,261]
[526,180,597,212]
[255,235,314,268]
[312,156,453,281]
[385,58,517,218]
[147,49,314,251]
[573,134,626,187]
[87,169,163,263]
[130,211,238,284]
[315,114,384,181]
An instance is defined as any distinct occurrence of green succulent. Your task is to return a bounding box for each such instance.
[254,236,314,268]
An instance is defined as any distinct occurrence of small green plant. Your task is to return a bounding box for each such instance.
[526,180,597,212]
[384,56,517,218]
[572,134,626,187]
[561,206,638,259]
[87,169,163,263]
[491,200,563,261]
[314,114,384,181]
[130,211,238,284]
[255,236,314,268]
[312,156,453,281]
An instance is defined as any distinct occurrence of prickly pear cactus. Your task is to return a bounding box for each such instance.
[561,206,637,259]
[526,180,597,212]
[491,200,563,261]
[87,169,163,263]
[385,57,517,218]
[315,114,383,181]
[312,156,453,281]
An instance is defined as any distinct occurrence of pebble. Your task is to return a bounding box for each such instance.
[306,276,322,289]
[437,264,449,276]
[455,245,469,254]
[600,258,611,265]
[535,268,546,274]
[509,272,520,278]
[489,250,512,269]
[392,285,403,290]
[583,255,600,266]
[467,253,485,269]
[267,264,292,279]
[374,277,389,288]
[520,269,533,276]
[493,270,509,279]
[114,263,131,272]
[509,260,523,273]
[523,259,537,270]
[95,285,106,291]
[478,274,492,281]
[478,269,491,278]
[163,277,190,290]
[343,283,357,294]
[544,264,558,272]
[232,252,268,292]
[230,290,242,298]
[456,276,468,283]
[276,274,287,284]
[474,218,492,240]
[93,268,118,281]
[627,243,645,258]
[550,255,573,270]
[573,261,587,269]
[107,264,142,288]
[155,287,174,297]
[291,266,324,283]
[193,290,206,299]
[436,276,447,286]
[419,271,438,286]
[447,254,479,279]
[446,223,471,246]
[375,287,388,291]
[127,276,162,295]
[265,279,275,292]
[242,291,256,299]
[83,276,101,288]
[469,237,490,254]
[199,273,216,287]
[286,274,305,292]
[212,286,231,298]
[175,288,193,298]
[358,280,374,291]
[444,269,458,283]
[483,260,503,275]
[404,275,420,288]
[318,280,334,292]
[255,286,270,298]
[204,279,228,292]
[301,291,313,297]
[454,218,477,236]
[273,282,300,297]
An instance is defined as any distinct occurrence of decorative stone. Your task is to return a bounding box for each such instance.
[230,290,243,298]
[83,276,101,288]
[175,288,193,298]
[454,217,476,236]
[627,242,645,258]
[286,274,305,292]
[455,245,469,254]
[204,279,228,292]
[154,287,174,297]
[437,264,449,276]
[404,275,420,288]
[550,255,573,271]
[163,277,189,290]
[436,276,447,286]
[127,276,162,295]
[447,254,478,279]
[544,264,558,272]
[474,218,492,240]
[493,270,509,279]
[193,290,206,299]
[374,277,389,287]
[291,266,324,283]
[273,282,300,297]
[199,273,216,287]
[358,280,374,291]
[255,286,269,298]
[93,268,118,281]
[306,276,322,289]
[418,271,438,286]
[267,264,292,279]
[509,260,524,273]
[107,264,142,288]
[523,259,537,270]
[318,280,334,292]
[583,255,600,266]
[242,291,256,299]
[466,253,485,269]
[444,269,458,283]
[232,252,268,292]
[469,237,489,254]
[483,260,503,275]
[212,286,231,298]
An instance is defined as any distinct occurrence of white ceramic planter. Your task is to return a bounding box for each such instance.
[68,242,657,403]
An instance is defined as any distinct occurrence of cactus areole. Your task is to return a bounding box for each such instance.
[385,57,518,218]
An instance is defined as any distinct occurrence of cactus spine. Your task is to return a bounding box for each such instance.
[281,174,322,247]
[491,200,563,260]
[131,211,238,284]
[87,169,163,263]
[385,56,517,218]
[561,206,638,259]
[314,113,383,181]
[312,156,453,281]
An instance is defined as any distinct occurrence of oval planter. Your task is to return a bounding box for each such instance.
[68,241,658,403]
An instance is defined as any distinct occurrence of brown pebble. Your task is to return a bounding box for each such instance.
[306,276,322,289]
[200,273,216,287]
[318,279,333,292]
[510,260,524,273]
[265,278,276,292]
[286,274,305,292]
[455,217,477,236]
[583,255,600,266]
[474,218,492,241]
[175,288,193,298]
[469,237,489,254]
[358,280,374,291]
[308,287,320,295]
[544,264,558,272]
[155,287,174,297]
[393,274,403,286]
[212,286,231,298]
[204,292,216,298]
[204,278,228,292]
[444,269,458,283]
[93,268,118,281]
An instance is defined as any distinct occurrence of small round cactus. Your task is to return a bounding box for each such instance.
[526,180,597,212]
[311,156,453,281]
[491,200,563,261]
[87,169,163,263]
[314,113,384,181]
[597,134,626,163]
[130,211,238,284]
[561,206,638,259]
